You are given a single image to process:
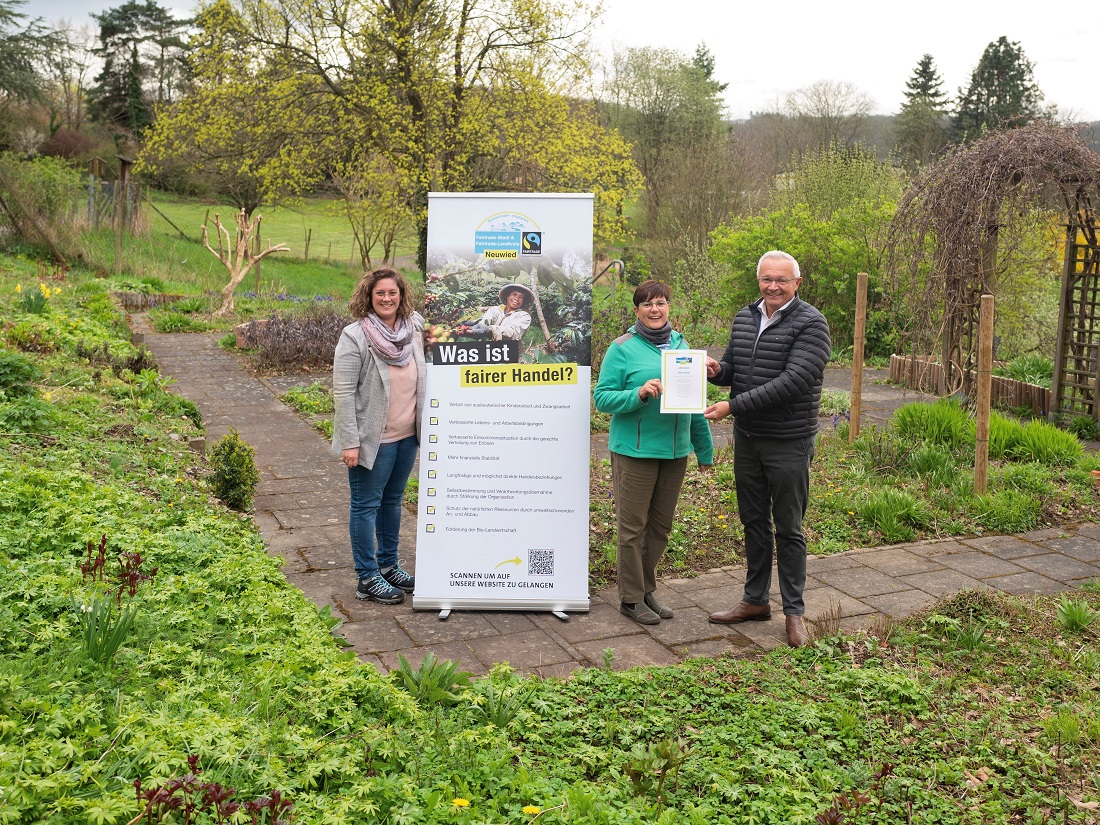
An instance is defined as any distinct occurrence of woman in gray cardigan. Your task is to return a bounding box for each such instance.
[332,267,426,604]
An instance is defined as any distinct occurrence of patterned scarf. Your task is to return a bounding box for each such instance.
[360,313,414,366]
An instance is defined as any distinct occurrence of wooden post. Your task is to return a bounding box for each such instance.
[114,157,133,276]
[253,218,262,293]
[974,294,995,494]
[849,272,868,441]
[304,228,311,261]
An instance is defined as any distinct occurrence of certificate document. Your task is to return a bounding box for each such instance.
[660,349,707,414]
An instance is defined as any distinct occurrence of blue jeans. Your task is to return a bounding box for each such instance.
[734,428,814,616]
[348,435,418,581]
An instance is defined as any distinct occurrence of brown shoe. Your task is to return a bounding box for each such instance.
[708,601,771,624]
[786,615,809,648]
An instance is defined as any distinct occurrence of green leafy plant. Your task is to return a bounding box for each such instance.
[210,427,260,511]
[993,353,1053,387]
[280,381,333,415]
[133,367,177,397]
[16,282,56,314]
[856,488,930,542]
[819,388,851,417]
[1065,414,1100,441]
[892,397,974,450]
[1055,595,1097,633]
[0,393,55,432]
[469,674,529,728]
[621,737,689,815]
[1008,419,1083,465]
[0,348,40,396]
[391,652,473,707]
[74,592,139,664]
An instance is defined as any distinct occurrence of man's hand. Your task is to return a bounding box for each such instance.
[705,356,721,378]
[637,378,663,401]
[704,400,731,421]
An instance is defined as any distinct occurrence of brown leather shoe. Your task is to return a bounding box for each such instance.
[708,601,771,624]
[786,615,809,648]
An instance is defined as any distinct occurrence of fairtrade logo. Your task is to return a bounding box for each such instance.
[521,231,542,255]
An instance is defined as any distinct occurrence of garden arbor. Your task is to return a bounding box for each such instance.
[887,124,1100,422]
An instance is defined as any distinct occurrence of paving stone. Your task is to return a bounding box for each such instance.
[688,584,751,614]
[482,611,538,634]
[719,617,785,651]
[934,552,1027,579]
[663,569,741,592]
[897,569,988,596]
[1007,553,1100,583]
[271,505,348,530]
[801,585,875,617]
[813,566,909,597]
[284,568,342,612]
[531,602,636,644]
[960,534,1053,559]
[986,571,1073,595]
[860,548,945,576]
[648,607,730,646]
[1032,535,1100,563]
[338,619,415,654]
[398,611,500,645]
[574,634,681,670]
[1074,523,1100,542]
[354,652,387,673]
[861,589,938,617]
[805,553,867,573]
[298,546,352,571]
[465,630,575,669]
[893,539,970,558]
[535,661,590,680]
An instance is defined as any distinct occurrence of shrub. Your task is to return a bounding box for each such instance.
[892,398,973,450]
[0,347,40,396]
[251,307,351,370]
[906,444,956,484]
[1065,414,1099,442]
[993,353,1053,388]
[819,388,851,417]
[988,410,1025,458]
[210,427,259,511]
[856,488,930,542]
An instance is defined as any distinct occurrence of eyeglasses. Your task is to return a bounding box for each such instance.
[758,278,797,286]
[639,300,669,309]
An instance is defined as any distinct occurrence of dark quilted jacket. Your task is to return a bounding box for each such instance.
[711,296,831,439]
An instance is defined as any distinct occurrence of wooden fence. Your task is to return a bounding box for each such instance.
[888,354,1051,417]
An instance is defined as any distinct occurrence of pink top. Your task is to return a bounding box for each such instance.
[381,360,417,442]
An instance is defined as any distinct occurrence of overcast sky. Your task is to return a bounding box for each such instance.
[26,0,1099,122]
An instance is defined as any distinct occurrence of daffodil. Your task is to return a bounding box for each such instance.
[14,284,21,292]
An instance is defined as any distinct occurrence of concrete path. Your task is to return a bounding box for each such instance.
[137,322,1100,678]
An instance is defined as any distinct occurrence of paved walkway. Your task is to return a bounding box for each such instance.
[137,321,1100,678]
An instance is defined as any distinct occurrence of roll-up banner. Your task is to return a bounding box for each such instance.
[414,193,593,613]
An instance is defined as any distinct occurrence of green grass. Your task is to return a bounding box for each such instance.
[147,190,419,265]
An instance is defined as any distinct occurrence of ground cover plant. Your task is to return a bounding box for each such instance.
[2,254,1099,823]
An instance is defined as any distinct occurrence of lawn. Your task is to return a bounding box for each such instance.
[3,252,1100,823]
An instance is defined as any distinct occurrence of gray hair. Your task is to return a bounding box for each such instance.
[756,250,801,279]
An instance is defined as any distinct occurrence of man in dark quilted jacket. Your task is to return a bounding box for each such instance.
[703,250,831,647]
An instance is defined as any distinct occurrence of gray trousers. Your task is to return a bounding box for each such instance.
[611,451,688,604]
[734,428,814,616]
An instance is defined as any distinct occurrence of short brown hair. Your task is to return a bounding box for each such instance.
[349,267,415,319]
[632,279,672,307]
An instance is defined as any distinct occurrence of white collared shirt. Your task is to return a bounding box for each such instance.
[755,296,795,345]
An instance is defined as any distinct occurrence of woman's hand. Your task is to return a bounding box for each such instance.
[342,448,359,468]
[704,401,731,421]
[637,378,663,401]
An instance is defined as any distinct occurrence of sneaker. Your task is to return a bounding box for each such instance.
[381,565,415,593]
[644,591,673,619]
[357,574,405,604]
[620,601,660,625]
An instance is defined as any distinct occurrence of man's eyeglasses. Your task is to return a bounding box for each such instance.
[758,277,797,286]
[639,300,669,309]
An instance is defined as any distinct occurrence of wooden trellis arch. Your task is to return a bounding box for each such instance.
[887,124,1100,421]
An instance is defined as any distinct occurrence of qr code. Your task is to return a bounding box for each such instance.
[528,549,554,576]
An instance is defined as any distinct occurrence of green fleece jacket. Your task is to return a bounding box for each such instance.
[594,327,714,464]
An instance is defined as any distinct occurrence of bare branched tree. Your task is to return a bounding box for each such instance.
[202,210,289,316]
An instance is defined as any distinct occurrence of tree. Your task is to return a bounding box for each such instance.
[0,0,62,108]
[138,0,329,216]
[709,145,905,354]
[89,0,189,136]
[233,0,601,273]
[895,54,951,169]
[44,21,96,136]
[202,209,289,316]
[954,36,1045,142]
[602,44,725,230]
[782,80,875,151]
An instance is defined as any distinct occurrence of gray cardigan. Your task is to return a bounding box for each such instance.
[331,313,426,469]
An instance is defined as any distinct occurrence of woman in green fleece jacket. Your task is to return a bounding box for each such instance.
[594,280,713,625]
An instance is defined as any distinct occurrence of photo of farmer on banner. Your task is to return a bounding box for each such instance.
[423,259,592,366]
